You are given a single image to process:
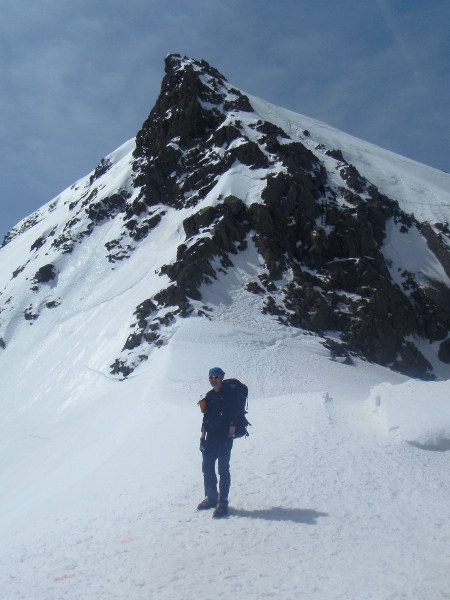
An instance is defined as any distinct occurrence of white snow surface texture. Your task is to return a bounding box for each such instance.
[1,92,450,599]
[1,257,450,599]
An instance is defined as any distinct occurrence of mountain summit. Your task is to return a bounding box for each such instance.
[1,54,450,379]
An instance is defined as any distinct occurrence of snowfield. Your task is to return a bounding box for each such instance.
[1,249,450,599]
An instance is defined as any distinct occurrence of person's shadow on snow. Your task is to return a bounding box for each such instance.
[229,507,328,525]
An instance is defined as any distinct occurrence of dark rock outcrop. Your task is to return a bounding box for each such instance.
[32,264,57,285]
[439,339,450,364]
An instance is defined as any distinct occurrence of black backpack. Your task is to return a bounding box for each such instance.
[222,378,251,438]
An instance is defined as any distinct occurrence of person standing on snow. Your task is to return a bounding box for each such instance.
[197,367,240,518]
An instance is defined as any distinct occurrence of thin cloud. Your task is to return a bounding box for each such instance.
[375,0,448,130]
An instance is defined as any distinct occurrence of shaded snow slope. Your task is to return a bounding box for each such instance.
[383,218,450,288]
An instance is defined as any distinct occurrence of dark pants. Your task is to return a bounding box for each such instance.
[202,434,233,504]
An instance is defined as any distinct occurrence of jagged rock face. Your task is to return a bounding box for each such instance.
[131,55,255,211]
[2,54,450,380]
[118,55,450,379]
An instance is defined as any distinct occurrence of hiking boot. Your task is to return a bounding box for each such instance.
[197,498,217,510]
[212,503,228,518]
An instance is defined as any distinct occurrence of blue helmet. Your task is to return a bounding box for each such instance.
[209,367,225,376]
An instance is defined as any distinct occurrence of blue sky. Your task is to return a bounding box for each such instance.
[1,0,449,240]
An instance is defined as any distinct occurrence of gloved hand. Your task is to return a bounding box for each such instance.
[199,438,207,453]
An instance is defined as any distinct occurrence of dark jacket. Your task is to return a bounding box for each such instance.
[202,383,241,437]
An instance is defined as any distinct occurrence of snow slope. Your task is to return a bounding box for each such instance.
[250,95,450,225]
[1,247,449,599]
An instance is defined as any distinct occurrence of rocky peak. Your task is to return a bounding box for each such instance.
[2,55,450,382]
[134,55,227,159]
[131,55,257,211]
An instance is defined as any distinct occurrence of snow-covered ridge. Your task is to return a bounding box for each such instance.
[249,95,450,225]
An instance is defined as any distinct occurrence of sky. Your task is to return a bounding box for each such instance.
[1,0,449,241]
